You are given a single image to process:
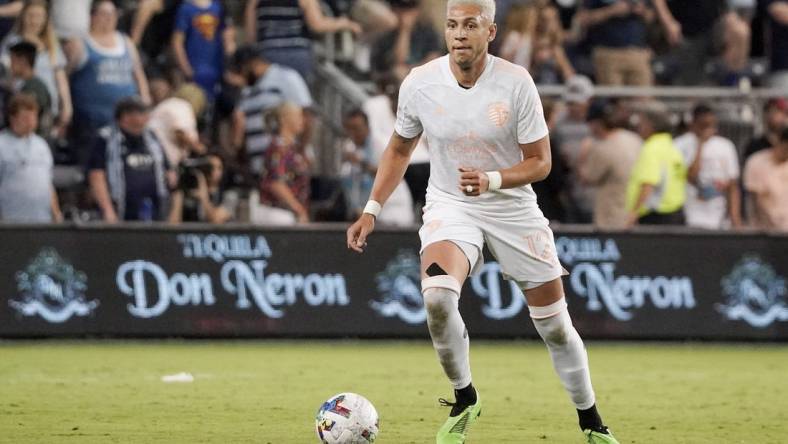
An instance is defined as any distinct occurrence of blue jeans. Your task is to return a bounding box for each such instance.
[262,47,314,84]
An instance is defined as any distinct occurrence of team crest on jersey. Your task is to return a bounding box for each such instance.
[487,102,511,128]
[370,250,426,324]
[717,255,788,328]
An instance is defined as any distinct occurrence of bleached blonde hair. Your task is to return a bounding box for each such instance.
[447,0,497,23]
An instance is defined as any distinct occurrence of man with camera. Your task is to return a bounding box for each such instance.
[168,154,233,224]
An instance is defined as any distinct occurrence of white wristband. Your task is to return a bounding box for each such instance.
[363,200,382,217]
[486,171,502,191]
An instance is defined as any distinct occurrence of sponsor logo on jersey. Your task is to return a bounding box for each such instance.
[487,102,511,128]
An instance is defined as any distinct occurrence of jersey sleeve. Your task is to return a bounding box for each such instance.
[516,73,549,144]
[394,74,423,139]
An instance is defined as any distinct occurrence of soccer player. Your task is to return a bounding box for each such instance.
[346,1,620,443]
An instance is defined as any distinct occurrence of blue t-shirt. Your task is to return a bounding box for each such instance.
[584,0,648,49]
[175,0,225,99]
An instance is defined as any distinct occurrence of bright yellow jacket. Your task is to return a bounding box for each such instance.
[626,133,687,216]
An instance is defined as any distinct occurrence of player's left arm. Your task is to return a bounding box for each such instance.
[459,136,552,196]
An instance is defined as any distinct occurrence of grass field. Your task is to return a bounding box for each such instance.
[1,341,786,443]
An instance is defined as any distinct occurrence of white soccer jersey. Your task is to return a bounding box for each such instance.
[395,54,549,211]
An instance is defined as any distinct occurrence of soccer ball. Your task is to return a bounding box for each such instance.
[315,393,379,443]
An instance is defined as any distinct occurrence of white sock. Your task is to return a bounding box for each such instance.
[422,276,472,390]
[530,299,595,410]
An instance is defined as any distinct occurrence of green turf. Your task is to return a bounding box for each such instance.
[0,341,786,443]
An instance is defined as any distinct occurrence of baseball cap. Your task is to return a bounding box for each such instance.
[563,75,594,104]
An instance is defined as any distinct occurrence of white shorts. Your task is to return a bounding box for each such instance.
[418,200,567,288]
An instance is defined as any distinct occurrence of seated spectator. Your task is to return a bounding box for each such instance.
[371,1,441,80]
[8,41,51,135]
[244,0,361,82]
[1,0,72,138]
[171,0,233,102]
[0,93,61,223]
[0,1,21,42]
[674,104,742,230]
[251,102,310,225]
[579,100,642,229]
[765,0,788,88]
[168,153,234,224]
[88,98,172,223]
[743,127,788,230]
[232,46,313,178]
[744,98,787,160]
[149,82,207,166]
[577,0,654,86]
[626,102,687,226]
[65,0,150,165]
[50,0,91,39]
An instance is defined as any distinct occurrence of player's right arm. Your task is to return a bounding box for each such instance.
[346,132,420,253]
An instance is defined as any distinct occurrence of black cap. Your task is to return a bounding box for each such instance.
[114,96,150,120]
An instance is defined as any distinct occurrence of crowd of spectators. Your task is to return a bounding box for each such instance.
[0,0,784,232]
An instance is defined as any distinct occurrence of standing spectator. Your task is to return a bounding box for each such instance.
[88,98,172,223]
[168,153,233,224]
[232,46,313,177]
[554,75,594,223]
[252,102,310,225]
[1,0,72,137]
[743,127,788,230]
[50,0,91,39]
[765,0,788,88]
[0,93,61,223]
[499,2,540,69]
[531,4,575,84]
[148,82,207,166]
[744,98,787,160]
[340,108,376,219]
[362,74,422,220]
[626,103,687,226]
[652,0,751,85]
[577,0,654,86]
[371,1,442,80]
[131,0,183,64]
[65,0,150,165]
[8,42,51,134]
[0,1,21,42]
[341,106,413,226]
[171,0,233,102]
[244,0,361,82]
[579,101,642,229]
[532,99,569,222]
[674,105,742,230]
